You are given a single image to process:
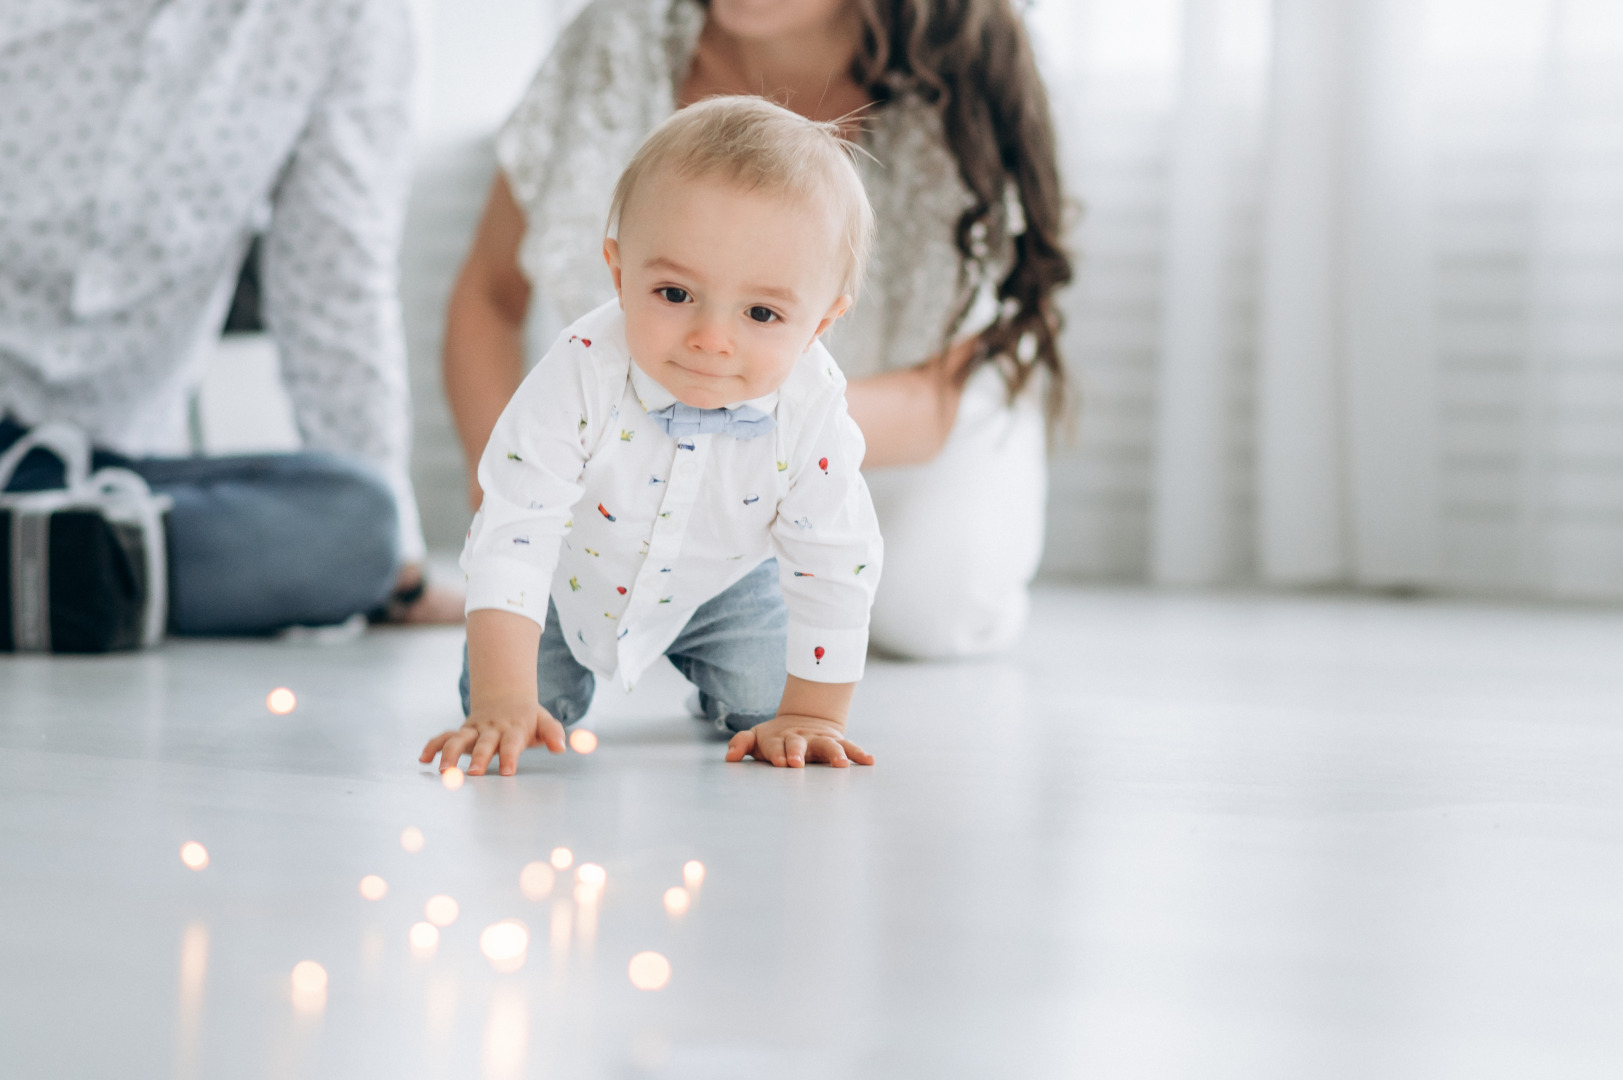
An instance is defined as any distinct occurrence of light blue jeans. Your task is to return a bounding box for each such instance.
[1,416,399,635]
[460,558,788,733]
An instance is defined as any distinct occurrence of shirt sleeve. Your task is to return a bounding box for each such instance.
[770,386,884,683]
[259,0,424,562]
[461,336,600,627]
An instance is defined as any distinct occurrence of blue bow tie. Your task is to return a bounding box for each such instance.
[647,402,776,441]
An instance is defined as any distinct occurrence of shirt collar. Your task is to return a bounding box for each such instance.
[627,360,780,417]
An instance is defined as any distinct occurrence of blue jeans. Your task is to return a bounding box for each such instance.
[459,557,788,733]
[1,417,398,635]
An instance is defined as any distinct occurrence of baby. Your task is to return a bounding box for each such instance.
[420,96,883,777]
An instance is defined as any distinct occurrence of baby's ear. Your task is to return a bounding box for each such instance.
[809,294,853,346]
[603,238,624,300]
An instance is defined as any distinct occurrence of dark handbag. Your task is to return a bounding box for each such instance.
[0,424,170,652]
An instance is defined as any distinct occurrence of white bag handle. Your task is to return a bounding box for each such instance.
[89,467,172,648]
[1,426,171,649]
[0,423,92,493]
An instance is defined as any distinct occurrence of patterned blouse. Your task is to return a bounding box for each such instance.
[0,0,422,557]
[494,0,1016,380]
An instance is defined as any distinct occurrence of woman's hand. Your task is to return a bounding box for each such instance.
[725,714,874,768]
[843,335,981,469]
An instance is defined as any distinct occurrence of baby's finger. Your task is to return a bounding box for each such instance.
[783,733,808,768]
[724,730,756,762]
[467,729,502,776]
[805,735,850,768]
[419,730,455,764]
[436,729,476,770]
[839,738,875,766]
[497,728,528,776]
[757,732,787,768]
[536,713,566,753]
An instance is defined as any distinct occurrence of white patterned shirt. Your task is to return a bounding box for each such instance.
[462,300,882,689]
[0,0,423,558]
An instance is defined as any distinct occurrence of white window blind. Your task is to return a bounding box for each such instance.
[1035,0,1623,601]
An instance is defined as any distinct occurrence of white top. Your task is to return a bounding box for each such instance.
[492,0,1017,380]
[462,301,883,689]
[0,0,424,559]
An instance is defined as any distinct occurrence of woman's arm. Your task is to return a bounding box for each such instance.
[842,335,980,468]
[443,174,532,509]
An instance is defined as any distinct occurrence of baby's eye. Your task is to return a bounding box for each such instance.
[657,287,690,304]
[746,306,779,324]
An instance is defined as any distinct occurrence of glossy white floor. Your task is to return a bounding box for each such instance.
[3,586,1622,1079]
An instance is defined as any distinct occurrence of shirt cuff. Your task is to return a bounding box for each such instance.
[785,622,868,683]
[464,556,554,628]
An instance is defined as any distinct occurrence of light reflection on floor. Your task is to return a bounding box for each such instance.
[4,587,1623,1077]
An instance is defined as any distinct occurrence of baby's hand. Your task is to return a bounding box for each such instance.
[418,697,566,777]
[725,714,874,769]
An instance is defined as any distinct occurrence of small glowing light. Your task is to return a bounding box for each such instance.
[549,847,573,871]
[663,886,690,917]
[576,863,606,888]
[291,960,328,995]
[519,862,555,901]
[568,729,597,754]
[180,841,209,870]
[409,921,440,953]
[628,951,671,991]
[400,826,424,853]
[682,860,705,889]
[290,960,328,1012]
[479,920,530,972]
[358,874,388,901]
[441,766,465,790]
[576,895,599,945]
[425,895,459,927]
[266,687,297,715]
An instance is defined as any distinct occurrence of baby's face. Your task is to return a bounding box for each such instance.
[605,173,851,410]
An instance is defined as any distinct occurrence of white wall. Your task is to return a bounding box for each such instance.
[401,0,587,550]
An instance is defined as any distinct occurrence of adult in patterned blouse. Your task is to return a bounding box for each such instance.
[0,0,461,633]
[442,0,1072,659]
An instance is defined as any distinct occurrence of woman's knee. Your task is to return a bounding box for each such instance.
[869,572,1030,660]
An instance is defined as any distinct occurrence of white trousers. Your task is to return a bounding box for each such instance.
[862,365,1047,660]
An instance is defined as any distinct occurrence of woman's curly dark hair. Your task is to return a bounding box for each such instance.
[852,0,1073,420]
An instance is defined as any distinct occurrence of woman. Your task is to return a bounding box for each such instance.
[443,0,1071,658]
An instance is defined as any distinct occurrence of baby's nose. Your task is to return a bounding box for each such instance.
[685,313,733,357]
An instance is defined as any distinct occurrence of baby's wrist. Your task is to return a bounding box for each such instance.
[770,710,847,732]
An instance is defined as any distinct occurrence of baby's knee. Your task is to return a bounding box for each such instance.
[682,659,783,733]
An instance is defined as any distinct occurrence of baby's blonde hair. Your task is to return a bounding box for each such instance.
[607,96,876,298]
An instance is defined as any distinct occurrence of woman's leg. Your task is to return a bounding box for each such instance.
[131,452,399,635]
[862,366,1047,659]
[664,558,788,733]
[458,599,595,724]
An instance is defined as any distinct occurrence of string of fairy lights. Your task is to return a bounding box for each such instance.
[177,686,697,1011]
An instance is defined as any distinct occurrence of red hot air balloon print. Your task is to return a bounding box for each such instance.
[818,456,829,475]
[814,646,825,665]
[616,586,627,595]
